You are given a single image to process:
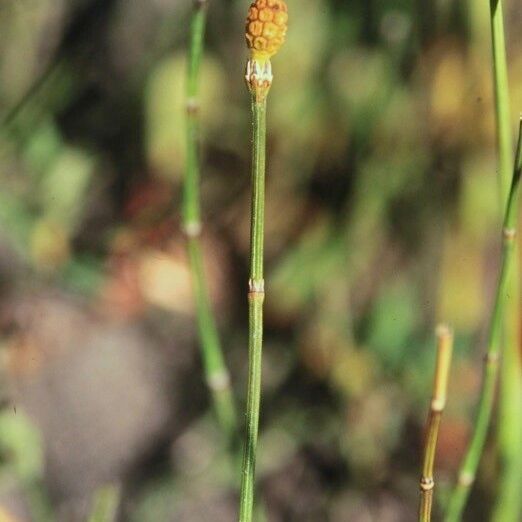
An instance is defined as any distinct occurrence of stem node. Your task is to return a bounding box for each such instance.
[418,325,454,521]
[186,97,200,114]
[239,89,268,522]
[207,370,232,392]
[182,222,202,238]
[502,227,516,241]
[458,472,475,488]
[420,478,435,492]
[248,278,265,294]
[245,58,273,102]
[484,352,501,365]
[445,120,522,522]
[183,0,238,454]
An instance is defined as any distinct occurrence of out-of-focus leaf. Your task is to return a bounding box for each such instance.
[331,49,394,138]
[61,256,105,295]
[269,216,345,317]
[30,218,70,271]
[366,279,418,371]
[88,484,120,522]
[438,230,484,331]
[22,120,62,178]
[40,147,94,231]
[342,386,405,480]
[0,506,21,522]
[0,194,33,260]
[460,154,499,242]
[0,409,43,483]
[145,54,226,181]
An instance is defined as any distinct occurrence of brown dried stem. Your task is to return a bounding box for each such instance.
[419,325,454,522]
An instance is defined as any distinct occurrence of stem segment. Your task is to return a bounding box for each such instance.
[490,0,512,204]
[488,2,522,520]
[445,120,522,522]
[239,97,267,522]
[419,325,454,522]
[183,0,207,233]
[187,238,237,440]
[183,0,237,445]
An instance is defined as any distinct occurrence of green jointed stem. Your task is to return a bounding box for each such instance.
[187,238,237,440]
[183,0,237,444]
[249,100,266,283]
[490,0,512,204]
[445,121,522,522]
[183,0,207,230]
[239,98,267,522]
[488,2,522,521]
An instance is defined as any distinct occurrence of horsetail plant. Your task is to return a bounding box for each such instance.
[446,2,522,519]
[183,0,237,447]
[445,118,522,522]
[489,0,513,203]
[240,1,288,520]
[418,325,453,522]
[487,2,522,520]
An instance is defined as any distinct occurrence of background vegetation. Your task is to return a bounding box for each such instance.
[0,0,521,520]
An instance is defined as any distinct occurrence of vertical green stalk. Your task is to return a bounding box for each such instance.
[239,97,266,522]
[445,120,522,522]
[187,238,237,441]
[419,326,454,522]
[183,0,237,446]
[489,0,512,203]
[488,2,522,521]
[183,0,207,232]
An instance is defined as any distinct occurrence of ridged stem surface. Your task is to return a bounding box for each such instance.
[445,121,522,522]
[419,326,453,522]
[239,97,267,522]
[488,2,522,521]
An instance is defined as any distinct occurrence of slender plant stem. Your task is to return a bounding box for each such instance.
[187,238,237,441]
[419,325,454,522]
[183,0,237,446]
[489,0,512,203]
[183,0,207,232]
[488,2,522,520]
[239,97,267,522]
[445,120,522,522]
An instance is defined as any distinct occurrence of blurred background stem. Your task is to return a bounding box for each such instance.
[239,96,267,522]
[183,0,237,447]
[87,485,120,522]
[445,120,522,522]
